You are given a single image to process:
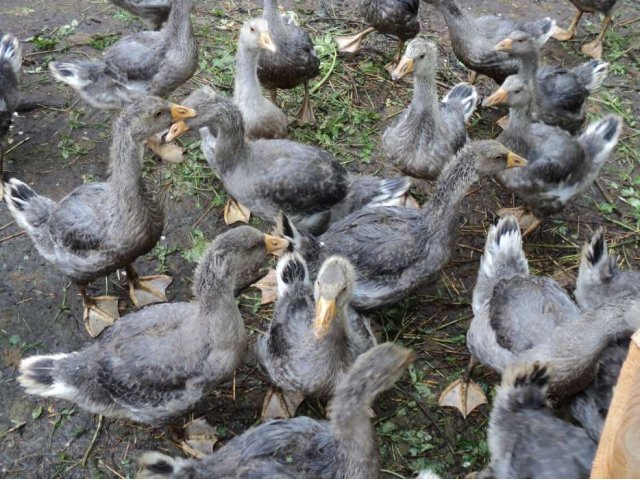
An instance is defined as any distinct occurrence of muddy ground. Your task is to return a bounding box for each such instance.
[1,0,639,477]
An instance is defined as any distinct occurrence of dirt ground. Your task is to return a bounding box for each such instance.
[1,0,639,477]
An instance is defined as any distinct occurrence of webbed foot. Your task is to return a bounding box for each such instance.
[251,269,278,305]
[180,418,219,458]
[438,378,487,418]
[223,198,251,225]
[125,266,172,307]
[497,207,542,237]
[334,27,375,53]
[82,294,120,337]
[261,387,305,420]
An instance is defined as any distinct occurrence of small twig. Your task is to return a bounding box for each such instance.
[192,200,218,229]
[82,414,103,467]
[4,137,31,156]
[0,231,25,243]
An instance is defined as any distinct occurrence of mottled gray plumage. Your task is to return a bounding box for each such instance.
[382,39,477,179]
[281,141,525,310]
[489,75,622,218]
[109,0,172,30]
[469,216,640,398]
[0,34,21,142]
[255,253,376,400]
[2,97,177,287]
[568,336,628,442]
[481,363,596,478]
[168,91,410,234]
[49,0,196,109]
[422,0,554,83]
[17,226,282,423]
[257,0,320,91]
[234,18,288,140]
[360,0,420,41]
[138,343,413,478]
[574,228,640,310]
[568,0,618,15]
[501,30,608,133]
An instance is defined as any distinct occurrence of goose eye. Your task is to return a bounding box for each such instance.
[154,110,163,117]
[419,54,425,59]
[250,26,255,32]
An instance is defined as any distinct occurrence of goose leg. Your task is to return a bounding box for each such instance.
[80,285,119,337]
[497,206,542,237]
[296,81,316,125]
[270,89,278,106]
[334,26,376,53]
[581,14,612,59]
[261,386,305,420]
[468,71,479,85]
[385,39,405,73]
[552,9,583,41]
[438,357,487,418]
[125,265,172,308]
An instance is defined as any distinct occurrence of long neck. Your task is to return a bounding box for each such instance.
[517,50,539,80]
[502,101,534,152]
[412,69,440,122]
[213,112,249,173]
[108,119,144,193]
[427,152,478,221]
[194,253,237,314]
[165,0,192,40]
[437,0,473,36]
[234,43,267,110]
[263,0,285,37]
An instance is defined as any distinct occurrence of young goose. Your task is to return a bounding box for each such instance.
[255,252,376,418]
[334,0,420,71]
[234,18,287,140]
[574,228,640,310]
[442,215,579,416]
[480,363,596,478]
[138,343,413,478]
[17,226,289,424]
[495,30,609,134]
[383,38,478,180]
[109,0,172,30]
[257,0,321,124]
[280,141,527,310]
[2,97,196,333]
[456,216,640,415]
[421,0,555,84]
[552,0,619,59]
[166,92,411,234]
[49,0,196,110]
[484,75,622,235]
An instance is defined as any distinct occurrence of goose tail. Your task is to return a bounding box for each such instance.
[276,251,310,296]
[0,34,22,76]
[526,17,556,47]
[138,452,194,479]
[443,82,479,121]
[367,176,412,207]
[573,60,609,93]
[497,362,549,413]
[578,115,622,170]
[2,175,54,237]
[18,353,78,399]
[478,215,528,284]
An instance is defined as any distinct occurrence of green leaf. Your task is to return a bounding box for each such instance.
[31,405,43,420]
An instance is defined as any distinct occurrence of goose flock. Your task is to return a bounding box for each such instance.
[0,0,638,477]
